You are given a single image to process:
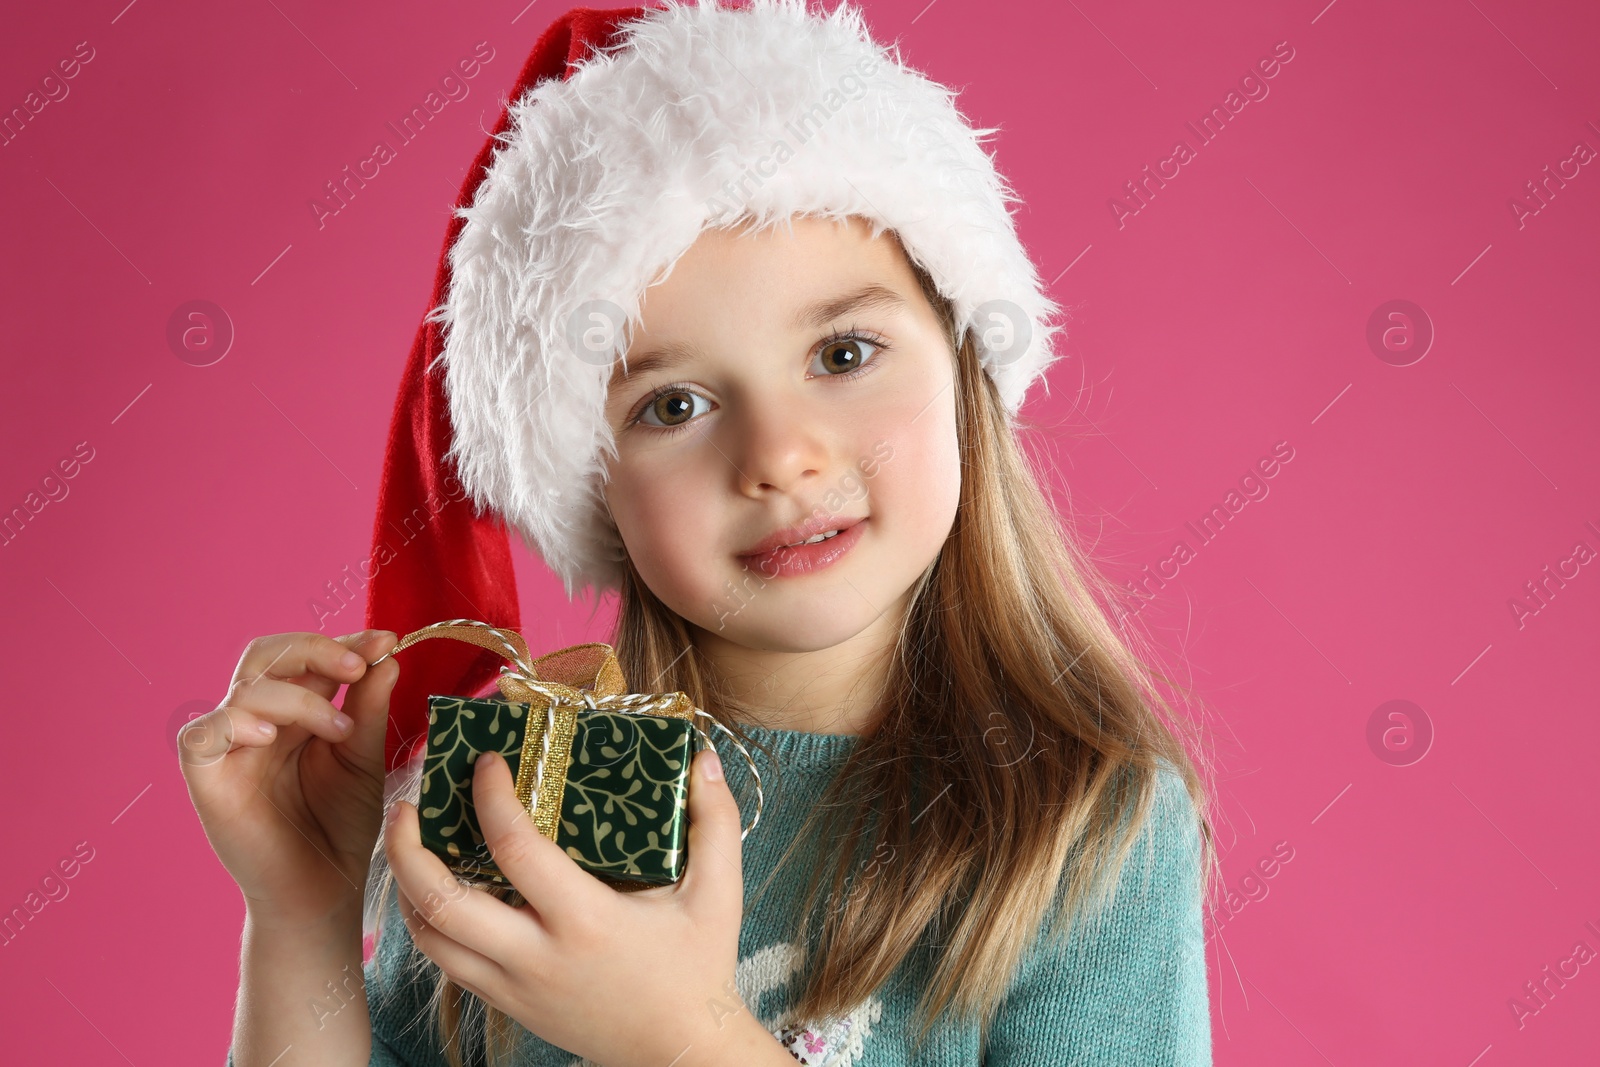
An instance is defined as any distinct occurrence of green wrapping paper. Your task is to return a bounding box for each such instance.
[419,696,697,889]
[372,622,763,894]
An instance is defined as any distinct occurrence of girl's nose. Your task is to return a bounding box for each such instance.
[728,398,830,499]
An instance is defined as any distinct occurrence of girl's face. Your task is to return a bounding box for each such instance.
[601,214,960,654]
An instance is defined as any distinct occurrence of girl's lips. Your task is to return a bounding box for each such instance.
[736,518,867,578]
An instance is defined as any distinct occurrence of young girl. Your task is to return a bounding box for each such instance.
[182,2,1217,1065]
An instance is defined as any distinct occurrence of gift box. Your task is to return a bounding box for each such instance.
[377,621,761,892]
[420,692,698,889]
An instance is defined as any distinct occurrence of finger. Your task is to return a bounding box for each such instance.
[384,799,539,979]
[335,631,399,772]
[391,873,503,997]
[678,747,744,922]
[225,633,396,751]
[471,749,602,925]
[177,705,279,770]
[276,630,392,702]
[231,632,369,698]
[226,675,356,744]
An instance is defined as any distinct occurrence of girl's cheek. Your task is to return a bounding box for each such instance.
[611,453,728,599]
[876,384,958,498]
[839,423,953,598]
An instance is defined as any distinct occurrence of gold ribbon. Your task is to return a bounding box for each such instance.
[373,619,762,842]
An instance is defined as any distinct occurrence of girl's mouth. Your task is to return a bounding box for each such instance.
[736,518,867,578]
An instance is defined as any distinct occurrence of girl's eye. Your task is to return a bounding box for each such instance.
[635,388,712,430]
[628,329,888,434]
[811,332,884,376]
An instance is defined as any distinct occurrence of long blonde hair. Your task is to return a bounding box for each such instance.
[367,251,1218,1065]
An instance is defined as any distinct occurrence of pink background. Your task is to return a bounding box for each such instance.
[2,0,1596,1063]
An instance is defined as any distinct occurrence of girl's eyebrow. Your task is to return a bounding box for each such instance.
[612,282,908,386]
[612,340,697,386]
[791,282,907,330]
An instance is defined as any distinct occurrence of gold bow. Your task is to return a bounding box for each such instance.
[374,619,762,842]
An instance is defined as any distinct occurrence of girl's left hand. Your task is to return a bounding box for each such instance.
[384,745,755,1067]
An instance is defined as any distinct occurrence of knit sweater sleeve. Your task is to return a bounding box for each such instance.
[982,764,1212,1066]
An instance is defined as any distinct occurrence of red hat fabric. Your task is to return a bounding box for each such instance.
[366,4,651,774]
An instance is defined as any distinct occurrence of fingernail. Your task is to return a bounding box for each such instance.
[257,721,276,738]
[333,712,355,734]
[340,651,362,670]
[702,749,723,781]
[476,751,497,770]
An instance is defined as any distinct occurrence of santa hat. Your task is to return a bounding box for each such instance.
[366,0,1064,773]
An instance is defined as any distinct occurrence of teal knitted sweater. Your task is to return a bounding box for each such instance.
[228,724,1211,1066]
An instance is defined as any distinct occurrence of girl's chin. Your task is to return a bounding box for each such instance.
[699,626,862,655]
[692,594,892,654]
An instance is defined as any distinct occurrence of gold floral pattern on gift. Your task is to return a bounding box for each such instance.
[419,696,696,888]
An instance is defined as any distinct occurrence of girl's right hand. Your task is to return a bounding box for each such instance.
[178,630,400,927]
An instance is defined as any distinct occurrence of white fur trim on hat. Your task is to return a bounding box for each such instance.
[430,0,1064,599]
